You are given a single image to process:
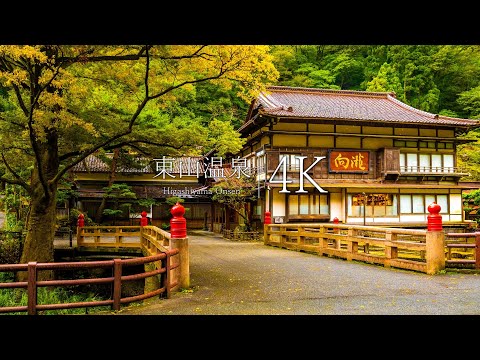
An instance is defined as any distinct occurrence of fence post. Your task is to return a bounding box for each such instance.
[27,262,37,315]
[76,213,85,245]
[426,202,445,275]
[170,202,189,289]
[264,211,271,245]
[112,259,122,311]
[475,232,480,270]
[140,211,148,227]
[333,217,339,234]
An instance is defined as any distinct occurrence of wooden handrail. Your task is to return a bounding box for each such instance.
[445,232,480,269]
[264,223,430,273]
[0,225,184,315]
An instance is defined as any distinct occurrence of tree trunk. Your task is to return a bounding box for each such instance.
[19,129,59,281]
[19,184,57,280]
[95,148,120,224]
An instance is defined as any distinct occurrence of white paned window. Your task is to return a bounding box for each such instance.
[443,154,454,173]
[412,195,425,213]
[436,195,448,214]
[449,194,462,215]
[400,195,412,213]
[406,154,418,172]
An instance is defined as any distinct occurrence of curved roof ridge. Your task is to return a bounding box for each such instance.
[386,94,437,119]
[259,91,290,111]
[267,85,395,98]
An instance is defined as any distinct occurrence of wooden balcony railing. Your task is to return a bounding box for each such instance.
[400,166,467,175]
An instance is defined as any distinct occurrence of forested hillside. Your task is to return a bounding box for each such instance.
[183,45,480,179]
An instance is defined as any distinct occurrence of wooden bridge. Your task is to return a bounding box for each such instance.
[264,224,480,274]
[0,225,189,315]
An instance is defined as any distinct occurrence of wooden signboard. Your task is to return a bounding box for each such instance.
[328,150,369,173]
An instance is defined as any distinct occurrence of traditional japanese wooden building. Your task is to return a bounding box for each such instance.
[233,85,480,230]
[69,154,211,228]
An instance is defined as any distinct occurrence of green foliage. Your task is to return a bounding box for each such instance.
[161,223,170,231]
[0,232,24,263]
[0,184,28,231]
[102,209,124,217]
[463,189,480,205]
[103,183,136,199]
[69,208,95,227]
[458,85,480,119]
[165,196,185,206]
[56,180,78,205]
[211,174,257,230]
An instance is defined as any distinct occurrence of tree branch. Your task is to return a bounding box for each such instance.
[51,47,230,184]
[11,84,29,117]
[0,115,25,128]
[1,152,29,191]
[27,61,65,200]
[148,67,228,101]
[52,96,150,185]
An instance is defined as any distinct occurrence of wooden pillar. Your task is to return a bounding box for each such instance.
[225,206,230,231]
[384,231,398,268]
[475,232,480,270]
[210,202,214,232]
[426,202,445,275]
[144,261,160,296]
[170,237,190,289]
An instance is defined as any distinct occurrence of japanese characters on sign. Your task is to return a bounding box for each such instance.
[152,156,254,180]
[152,150,370,195]
[328,150,369,173]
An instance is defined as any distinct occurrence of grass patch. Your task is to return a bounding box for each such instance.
[0,272,111,315]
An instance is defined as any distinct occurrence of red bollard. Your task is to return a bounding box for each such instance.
[427,202,442,231]
[333,217,339,233]
[170,202,187,238]
[77,213,85,227]
[140,211,148,226]
[264,211,272,225]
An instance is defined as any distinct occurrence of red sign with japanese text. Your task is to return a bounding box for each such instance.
[328,150,369,173]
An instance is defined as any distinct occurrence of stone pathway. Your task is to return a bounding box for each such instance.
[114,230,480,315]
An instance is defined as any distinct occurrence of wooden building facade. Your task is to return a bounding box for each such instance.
[232,86,480,230]
[70,155,212,228]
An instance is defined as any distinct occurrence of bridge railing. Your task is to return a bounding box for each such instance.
[264,223,432,273]
[77,226,142,249]
[0,249,178,315]
[445,232,480,269]
[264,203,455,275]
[0,203,190,315]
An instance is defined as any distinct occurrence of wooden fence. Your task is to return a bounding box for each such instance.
[0,224,188,315]
[264,223,446,274]
[445,232,480,269]
[222,229,261,241]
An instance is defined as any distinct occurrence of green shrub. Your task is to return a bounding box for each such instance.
[0,232,24,264]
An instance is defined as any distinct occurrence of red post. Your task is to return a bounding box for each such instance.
[140,211,148,226]
[333,217,339,233]
[77,213,85,227]
[427,202,442,231]
[170,202,187,238]
[264,211,272,225]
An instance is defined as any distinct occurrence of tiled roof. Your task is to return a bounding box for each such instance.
[240,86,478,129]
[73,154,204,174]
